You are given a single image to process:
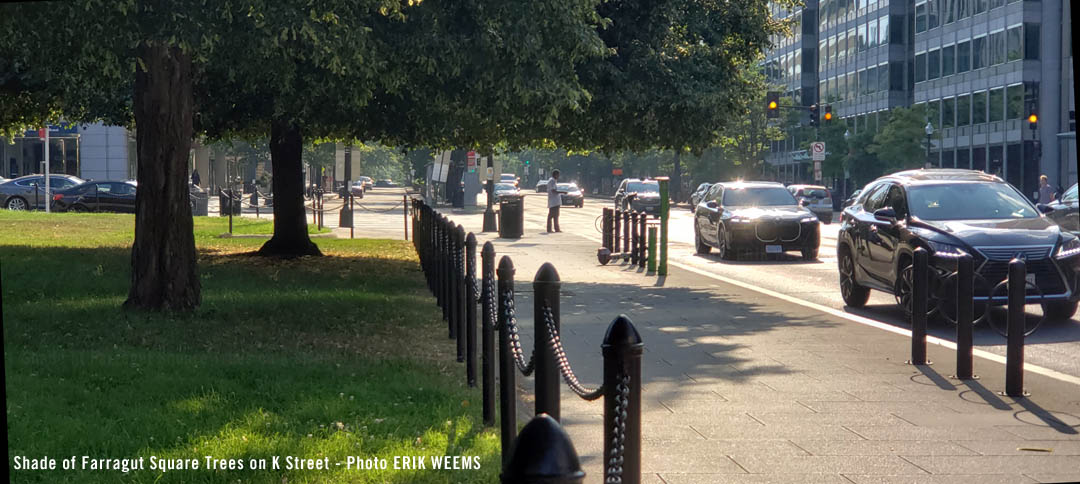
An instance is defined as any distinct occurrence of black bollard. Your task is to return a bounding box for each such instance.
[622,210,630,256]
[497,256,518,468]
[638,213,647,269]
[955,254,975,379]
[481,242,496,426]
[1005,258,1027,397]
[465,231,478,384]
[630,211,639,266]
[613,209,622,254]
[454,224,466,353]
[602,315,643,484]
[501,414,585,484]
[602,208,613,251]
[534,263,562,422]
[909,248,930,365]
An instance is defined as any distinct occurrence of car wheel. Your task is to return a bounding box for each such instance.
[5,196,28,211]
[695,227,711,255]
[1044,300,1079,322]
[801,247,818,261]
[72,203,90,212]
[838,246,871,307]
[895,261,942,320]
[716,226,734,261]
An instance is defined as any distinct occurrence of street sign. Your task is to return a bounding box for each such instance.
[612,168,623,176]
[486,166,494,179]
[467,151,477,173]
[811,142,826,161]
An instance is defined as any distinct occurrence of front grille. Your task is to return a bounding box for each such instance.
[977,259,1067,297]
[756,221,777,241]
[974,245,1053,262]
[755,220,800,242]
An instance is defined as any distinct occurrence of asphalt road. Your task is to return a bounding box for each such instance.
[504,191,1080,380]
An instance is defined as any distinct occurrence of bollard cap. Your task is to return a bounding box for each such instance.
[497,255,516,276]
[533,262,561,285]
[482,241,496,256]
[501,414,585,483]
[466,232,477,247]
[602,314,644,351]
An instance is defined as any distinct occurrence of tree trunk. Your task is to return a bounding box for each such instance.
[258,118,323,257]
[124,42,200,312]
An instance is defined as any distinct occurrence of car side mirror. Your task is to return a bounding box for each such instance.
[705,201,718,210]
[873,207,897,223]
[1036,203,1055,214]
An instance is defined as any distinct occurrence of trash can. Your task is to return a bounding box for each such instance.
[190,185,209,216]
[498,195,524,239]
[219,190,241,216]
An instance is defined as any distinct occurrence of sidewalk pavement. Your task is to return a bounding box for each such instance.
[432,200,1080,484]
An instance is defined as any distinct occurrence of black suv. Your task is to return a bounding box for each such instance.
[837,169,1080,321]
[694,181,820,261]
[614,178,661,214]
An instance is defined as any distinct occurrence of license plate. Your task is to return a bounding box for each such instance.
[1026,273,1037,285]
[765,245,783,254]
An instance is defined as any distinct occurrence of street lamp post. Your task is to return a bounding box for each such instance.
[843,129,851,203]
[925,122,934,169]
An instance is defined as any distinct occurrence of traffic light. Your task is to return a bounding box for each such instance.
[809,104,819,128]
[766,91,780,118]
[823,105,833,123]
[1027,103,1038,131]
[524,160,530,165]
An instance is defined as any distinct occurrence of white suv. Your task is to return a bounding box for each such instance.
[787,184,833,224]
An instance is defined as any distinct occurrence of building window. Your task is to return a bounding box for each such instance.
[975,0,988,14]
[928,0,940,29]
[990,30,1006,65]
[928,49,941,80]
[1007,25,1022,62]
[957,148,970,169]
[868,18,879,48]
[1006,83,1024,119]
[943,97,956,128]
[847,27,856,61]
[990,0,1004,9]
[928,99,941,129]
[944,0,955,24]
[972,90,987,124]
[942,45,956,76]
[889,61,905,91]
[915,52,927,82]
[916,2,927,33]
[878,63,888,92]
[989,87,1004,122]
[957,40,971,73]
[1024,23,1040,60]
[880,15,890,45]
[973,36,987,69]
[957,0,970,20]
[957,94,971,126]
[858,24,867,52]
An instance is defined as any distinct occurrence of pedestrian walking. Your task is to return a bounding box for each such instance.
[191,168,201,187]
[546,169,567,233]
[1038,174,1056,204]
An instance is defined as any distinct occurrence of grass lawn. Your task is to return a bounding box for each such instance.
[2,212,498,483]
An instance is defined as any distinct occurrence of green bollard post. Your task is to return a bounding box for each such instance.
[656,177,669,276]
[647,226,657,273]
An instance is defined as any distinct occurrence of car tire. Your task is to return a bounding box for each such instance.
[716,225,734,261]
[5,196,28,211]
[72,203,90,212]
[838,246,871,308]
[695,228,711,255]
[802,247,818,261]
[1044,300,1079,321]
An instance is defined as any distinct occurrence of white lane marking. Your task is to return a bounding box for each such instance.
[567,221,1080,387]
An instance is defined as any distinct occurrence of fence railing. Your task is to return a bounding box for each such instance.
[598,207,656,272]
[411,197,643,484]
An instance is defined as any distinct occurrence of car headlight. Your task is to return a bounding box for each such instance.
[800,216,818,223]
[728,216,751,223]
[926,239,967,258]
[1057,236,1080,259]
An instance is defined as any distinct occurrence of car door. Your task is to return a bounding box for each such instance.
[849,182,889,284]
[866,184,908,283]
[1049,185,1078,233]
[110,182,137,212]
[90,182,117,211]
[696,185,723,245]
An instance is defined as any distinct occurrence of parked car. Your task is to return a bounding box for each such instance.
[358,176,374,189]
[500,173,519,187]
[787,184,834,223]
[689,183,712,212]
[842,188,863,208]
[0,174,85,210]
[557,183,584,208]
[374,179,397,188]
[1044,183,1078,235]
[536,179,548,193]
[614,178,661,214]
[52,180,137,213]
[694,181,820,261]
[350,181,366,198]
[492,182,520,203]
[836,169,1080,322]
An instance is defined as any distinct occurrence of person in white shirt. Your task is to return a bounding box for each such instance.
[547,169,567,233]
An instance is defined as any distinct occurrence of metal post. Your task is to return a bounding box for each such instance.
[465,230,477,379]
[638,213,647,268]
[658,177,669,275]
[602,315,643,484]
[630,211,639,265]
[955,254,975,379]
[497,256,517,468]
[602,208,613,251]
[350,194,354,239]
[909,248,929,365]
[455,225,467,360]
[534,263,561,422]
[481,241,496,426]
[501,414,586,484]
[404,194,409,240]
[1005,258,1026,397]
[647,227,657,272]
[613,209,622,255]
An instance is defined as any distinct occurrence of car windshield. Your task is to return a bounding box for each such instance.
[722,187,798,206]
[1063,184,1078,202]
[557,183,578,191]
[495,183,516,191]
[906,182,1039,220]
[627,181,658,193]
[798,188,828,198]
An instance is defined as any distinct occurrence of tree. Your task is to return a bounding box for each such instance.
[868,105,931,173]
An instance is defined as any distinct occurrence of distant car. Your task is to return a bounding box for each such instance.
[374,179,397,188]
[349,181,366,198]
[52,180,138,213]
[689,182,712,212]
[557,183,584,208]
[694,181,820,261]
[614,178,661,214]
[842,188,863,208]
[1044,183,1078,235]
[500,174,519,187]
[0,174,85,210]
[492,182,520,203]
[536,179,548,192]
[787,184,834,224]
[358,176,374,189]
